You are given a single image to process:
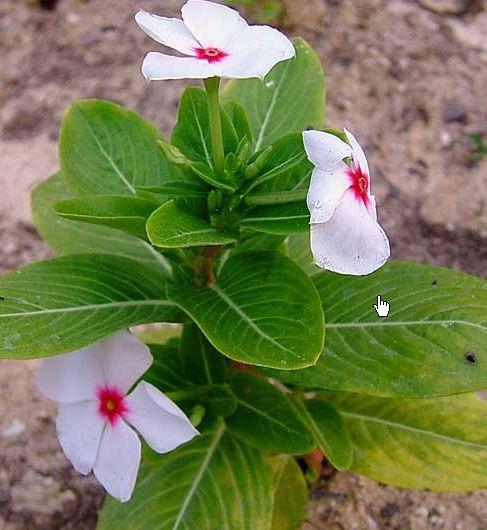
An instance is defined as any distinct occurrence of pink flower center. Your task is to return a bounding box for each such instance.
[97,385,128,426]
[194,47,229,63]
[347,164,370,206]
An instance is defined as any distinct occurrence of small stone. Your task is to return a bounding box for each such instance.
[1,418,26,439]
[440,131,453,146]
[442,100,468,123]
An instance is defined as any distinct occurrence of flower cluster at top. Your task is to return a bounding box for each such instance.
[136,0,390,276]
[37,0,391,505]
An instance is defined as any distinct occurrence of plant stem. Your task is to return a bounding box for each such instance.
[244,189,307,206]
[204,77,225,176]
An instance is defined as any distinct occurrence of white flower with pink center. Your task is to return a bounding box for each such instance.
[135,0,295,81]
[303,129,390,276]
[36,331,198,502]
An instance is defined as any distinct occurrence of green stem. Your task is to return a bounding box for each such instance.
[244,189,307,206]
[204,77,225,176]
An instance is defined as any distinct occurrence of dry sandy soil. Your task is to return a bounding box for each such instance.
[1,0,487,528]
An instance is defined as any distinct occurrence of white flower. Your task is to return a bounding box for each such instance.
[135,0,295,81]
[302,129,390,276]
[36,331,198,502]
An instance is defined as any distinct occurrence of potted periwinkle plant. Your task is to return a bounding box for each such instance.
[2,0,487,527]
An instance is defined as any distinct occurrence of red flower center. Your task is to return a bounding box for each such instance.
[347,164,370,206]
[97,385,128,426]
[194,47,229,63]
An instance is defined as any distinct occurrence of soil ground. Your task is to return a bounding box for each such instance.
[1,0,487,528]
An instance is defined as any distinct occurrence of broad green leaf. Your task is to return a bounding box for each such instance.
[179,324,227,386]
[206,385,238,417]
[146,326,227,390]
[172,87,238,167]
[0,255,180,359]
[98,420,274,530]
[269,455,308,530]
[167,251,324,369]
[227,372,315,454]
[137,181,208,203]
[285,233,317,276]
[146,200,236,248]
[32,173,173,275]
[146,343,236,417]
[145,342,189,392]
[54,195,158,238]
[325,392,487,492]
[223,39,325,152]
[270,262,487,397]
[241,203,309,235]
[234,232,286,255]
[60,99,183,195]
[246,133,312,195]
[293,398,352,470]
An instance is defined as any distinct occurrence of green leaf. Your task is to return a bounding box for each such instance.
[293,398,352,470]
[241,203,309,235]
[97,420,274,530]
[246,133,312,195]
[146,325,227,390]
[0,255,180,359]
[60,99,183,195]
[167,251,324,369]
[325,392,487,492]
[270,262,487,397]
[224,101,253,142]
[207,385,237,417]
[172,87,238,167]
[145,342,189,392]
[32,173,173,275]
[179,324,227,386]
[227,372,315,454]
[269,455,308,530]
[137,181,208,203]
[223,38,325,152]
[146,200,236,248]
[285,233,317,276]
[54,195,158,239]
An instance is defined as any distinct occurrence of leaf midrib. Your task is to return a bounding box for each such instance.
[0,299,175,318]
[254,61,291,152]
[172,423,225,530]
[73,106,136,195]
[236,398,303,437]
[209,284,295,356]
[343,411,487,450]
[327,319,486,331]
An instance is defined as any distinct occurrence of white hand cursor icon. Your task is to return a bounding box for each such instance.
[374,295,390,317]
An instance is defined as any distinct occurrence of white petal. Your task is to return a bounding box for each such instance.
[302,130,352,170]
[181,0,248,49]
[368,195,378,221]
[135,11,200,56]
[222,26,295,79]
[93,421,141,503]
[141,52,219,80]
[56,401,105,475]
[37,344,105,403]
[311,190,390,276]
[125,382,199,454]
[99,331,153,395]
[344,128,370,179]
[307,166,351,223]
